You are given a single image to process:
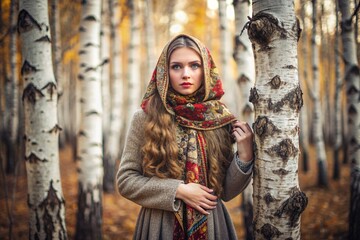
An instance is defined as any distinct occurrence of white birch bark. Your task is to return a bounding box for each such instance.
[248,1,308,239]
[333,0,342,180]
[103,0,123,193]
[127,0,141,127]
[311,0,328,187]
[101,0,111,142]
[143,0,156,81]
[233,1,254,239]
[338,1,360,238]
[75,0,103,238]
[218,0,237,114]
[299,0,310,173]
[51,0,66,148]
[18,0,67,238]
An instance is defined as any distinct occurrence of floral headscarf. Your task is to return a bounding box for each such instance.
[141,34,235,130]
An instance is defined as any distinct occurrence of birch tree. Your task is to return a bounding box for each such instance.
[299,0,310,173]
[101,0,111,147]
[247,1,308,239]
[218,0,237,114]
[75,1,103,238]
[5,0,19,174]
[103,0,123,193]
[233,0,255,239]
[143,0,156,81]
[337,1,360,238]
[126,0,141,128]
[51,0,66,148]
[311,0,328,187]
[18,0,67,238]
[333,0,342,180]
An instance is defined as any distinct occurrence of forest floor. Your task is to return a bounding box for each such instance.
[0,145,350,240]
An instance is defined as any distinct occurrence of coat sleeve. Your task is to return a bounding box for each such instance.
[116,110,183,212]
[221,155,253,202]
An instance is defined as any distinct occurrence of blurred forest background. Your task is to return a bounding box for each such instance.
[0,0,359,239]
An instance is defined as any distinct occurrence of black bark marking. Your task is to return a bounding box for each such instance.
[86,111,99,116]
[259,223,282,240]
[264,193,274,205]
[283,65,296,69]
[268,86,303,112]
[269,75,282,89]
[78,74,85,80]
[347,85,359,95]
[22,83,44,104]
[253,116,281,142]
[85,67,96,72]
[35,210,41,231]
[266,139,298,162]
[247,12,287,47]
[85,42,97,48]
[274,187,308,227]
[49,124,63,134]
[249,87,259,105]
[35,35,51,42]
[348,105,357,115]
[21,60,38,76]
[41,82,57,100]
[242,104,253,115]
[75,183,103,239]
[293,17,302,42]
[25,153,48,163]
[39,180,67,239]
[79,50,86,55]
[79,131,87,137]
[17,9,41,34]
[237,73,250,84]
[273,168,290,176]
[84,15,97,21]
[79,26,86,32]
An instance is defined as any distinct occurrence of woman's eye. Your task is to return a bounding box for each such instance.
[191,64,201,70]
[171,65,181,70]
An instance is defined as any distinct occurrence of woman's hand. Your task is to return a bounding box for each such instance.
[232,121,254,162]
[175,183,217,215]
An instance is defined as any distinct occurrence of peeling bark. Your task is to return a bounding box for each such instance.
[19,0,67,237]
[248,1,306,239]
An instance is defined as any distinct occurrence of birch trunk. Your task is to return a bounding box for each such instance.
[311,0,328,187]
[143,0,156,81]
[299,0,310,173]
[338,1,360,238]
[333,1,342,180]
[248,1,308,239]
[51,0,66,149]
[75,1,103,238]
[101,0,111,146]
[233,1,254,239]
[103,0,123,193]
[5,0,19,174]
[127,0,141,128]
[218,0,237,114]
[18,0,67,238]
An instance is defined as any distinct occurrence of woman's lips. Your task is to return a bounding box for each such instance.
[180,82,192,88]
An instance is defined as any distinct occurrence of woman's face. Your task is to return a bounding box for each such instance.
[169,47,203,96]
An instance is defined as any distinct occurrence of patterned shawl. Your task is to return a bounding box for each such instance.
[141,34,236,239]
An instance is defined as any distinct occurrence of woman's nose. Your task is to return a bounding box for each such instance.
[182,67,190,79]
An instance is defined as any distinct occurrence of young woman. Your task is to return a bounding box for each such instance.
[117,34,254,240]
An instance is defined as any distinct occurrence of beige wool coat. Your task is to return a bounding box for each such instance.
[116,110,253,240]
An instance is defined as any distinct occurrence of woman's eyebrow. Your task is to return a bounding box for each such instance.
[170,60,201,64]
